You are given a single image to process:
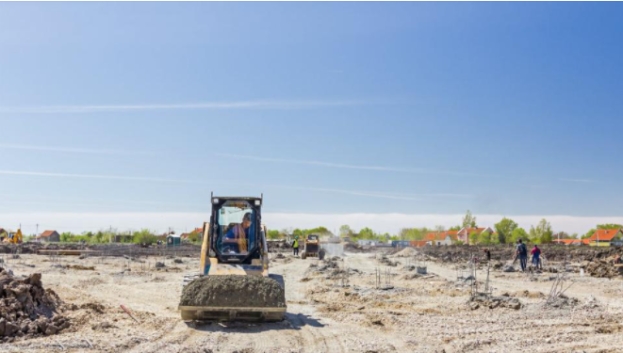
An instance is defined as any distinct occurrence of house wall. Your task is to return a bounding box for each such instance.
[44,233,60,242]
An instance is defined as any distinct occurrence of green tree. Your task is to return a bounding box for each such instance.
[132,229,157,244]
[399,227,429,241]
[267,229,281,240]
[339,225,353,238]
[494,218,518,244]
[188,231,200,242]
[60,232,74,242]
[93,231,105,243]
[469,231,479,245]
[529,219,553,244]
[448,225,461,231]
[477,232,491,245]
[509,228,529,244]
[462,210,477,229]
[597,224,623,230]
[292,229,303,239]
[358,227,376,240]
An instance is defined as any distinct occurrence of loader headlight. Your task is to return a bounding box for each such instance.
[255,200,261,206]
[213,198,219,204]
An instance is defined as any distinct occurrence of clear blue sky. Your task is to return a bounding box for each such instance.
[1,3,623,233]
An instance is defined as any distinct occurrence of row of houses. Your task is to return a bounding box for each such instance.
[403,227,496,247]
[552,229,623,247]
[0,229,61,242]
[0,227,206,243]
[358,227,623,248]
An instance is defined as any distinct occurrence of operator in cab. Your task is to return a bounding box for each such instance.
[224,212,252,254]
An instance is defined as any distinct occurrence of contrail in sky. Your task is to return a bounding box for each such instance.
[214,152,495,177]
[0,143,149,155]
[0,100,363,114]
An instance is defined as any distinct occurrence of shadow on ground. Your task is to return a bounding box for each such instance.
[186,312,324,332]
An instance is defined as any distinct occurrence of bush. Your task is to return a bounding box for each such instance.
[132,229,158,245]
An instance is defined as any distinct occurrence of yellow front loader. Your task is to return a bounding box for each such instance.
[178,195,286,322]
[3,229,23,244]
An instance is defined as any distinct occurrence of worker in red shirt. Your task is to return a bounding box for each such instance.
[531,244,542,270]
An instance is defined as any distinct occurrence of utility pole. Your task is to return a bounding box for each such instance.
[36,224,39,236]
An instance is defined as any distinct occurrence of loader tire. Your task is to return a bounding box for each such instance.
[319,249,326,260]
[301,252,307,260]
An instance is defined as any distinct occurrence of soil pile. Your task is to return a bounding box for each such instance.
[0,267,68,341]
[344,243,366,253]
[468,293,522,310]
[545,295,580,309]
[180,275,286,308]
[378,256,398,267]
[584,260,623,278]
[267,240,288,252]
[392,247,417,257]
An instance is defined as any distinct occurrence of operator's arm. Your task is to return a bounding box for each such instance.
[223,226,236,240]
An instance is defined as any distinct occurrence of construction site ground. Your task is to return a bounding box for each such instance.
[2,247,623,353]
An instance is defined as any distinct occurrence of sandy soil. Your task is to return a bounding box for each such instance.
[1,249,622,353]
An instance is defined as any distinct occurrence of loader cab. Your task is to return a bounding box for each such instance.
[209,196,264,264]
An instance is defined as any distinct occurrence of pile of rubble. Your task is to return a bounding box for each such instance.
[583,259,623,278]
[545,294,580,309]
[468,293,522,310]
[0,267,69,341]
[378,256,398,267]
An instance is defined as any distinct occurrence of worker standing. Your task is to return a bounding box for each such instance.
[531,244,542,270]
[292,238,299,256]
[483,248,491,263]
[516,239,528,272]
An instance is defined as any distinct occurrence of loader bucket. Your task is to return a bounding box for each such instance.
[179,275,286,322]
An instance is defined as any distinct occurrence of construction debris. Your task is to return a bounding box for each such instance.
[584,260,623,278]
[378,255,398,267]
[468,293,522,310]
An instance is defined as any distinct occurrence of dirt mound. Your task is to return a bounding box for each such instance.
[392,247,417,257]
[584,260,623,278]
[0,267,68,341]
[344,243,366,253]
[180,275,286,308]
[378,256,398,267]
[468,293,522,310]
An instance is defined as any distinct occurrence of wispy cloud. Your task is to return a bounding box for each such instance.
[0,170,194,183]
[0,100,363,114]
[559,178,595,183]
[0,143,150,155]
[270,185,472,201]
[0,169,467,202]
[215,152,494,177]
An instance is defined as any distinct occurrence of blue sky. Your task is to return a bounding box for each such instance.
[1,3,623,234]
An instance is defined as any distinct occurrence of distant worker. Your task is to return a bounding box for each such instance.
[483,248,491,263]
[225,212,252,253]
[516,239,528,272]
[531,244,542,270]
[292,238,299,256]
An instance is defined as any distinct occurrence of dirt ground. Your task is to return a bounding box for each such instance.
[2,247,623,353]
